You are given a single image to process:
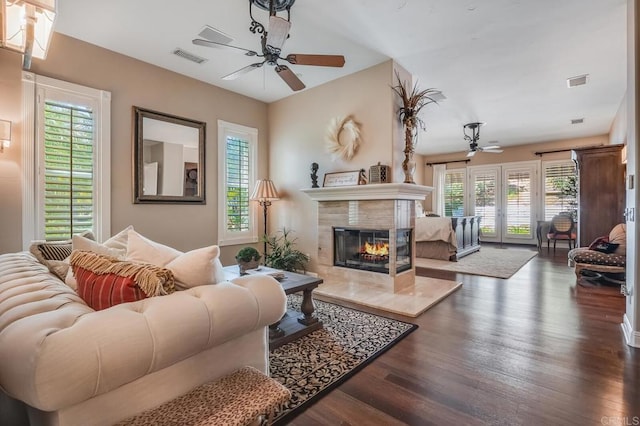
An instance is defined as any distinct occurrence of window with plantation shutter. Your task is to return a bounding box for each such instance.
[444,169,466,217]
[218,120,258,246]
[43,101,94,240]
[543,161,577,220]
[22,73,111,247]
[226,136,250,232]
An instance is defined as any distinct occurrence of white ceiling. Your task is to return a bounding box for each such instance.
[55,0,627,155]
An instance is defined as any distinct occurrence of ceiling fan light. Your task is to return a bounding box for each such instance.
[1,0,57,63]
[252,0,296,13]
[266,16,291,52]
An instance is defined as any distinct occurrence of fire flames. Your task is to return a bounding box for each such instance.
[362,241,389,257]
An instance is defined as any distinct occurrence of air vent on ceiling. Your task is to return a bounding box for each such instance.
[571,118,584,124]
[172,48,208,64]
[198,25,233,45]
[567,74,589,88]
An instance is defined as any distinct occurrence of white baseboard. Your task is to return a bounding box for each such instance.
[622,314,640,348]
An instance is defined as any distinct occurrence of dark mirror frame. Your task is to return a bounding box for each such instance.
[133,106,206,204]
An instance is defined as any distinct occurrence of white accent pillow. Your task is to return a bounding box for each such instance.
[166,246,226,290]
[72,234,127,259]
[126,230,226,289]
[103,225,134,251]
[126,230,182,266]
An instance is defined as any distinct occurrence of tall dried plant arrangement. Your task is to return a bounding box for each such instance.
[392,71,439,183]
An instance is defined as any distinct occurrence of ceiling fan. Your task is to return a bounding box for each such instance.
[463,122,503,157]
[192,0,346,92]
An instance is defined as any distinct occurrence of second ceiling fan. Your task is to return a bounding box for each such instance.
[463,122,503,157]
[193,0,346,92]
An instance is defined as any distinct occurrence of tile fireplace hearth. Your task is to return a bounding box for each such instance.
[302,184,431,293]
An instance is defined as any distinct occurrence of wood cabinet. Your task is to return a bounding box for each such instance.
[571,145,625,247]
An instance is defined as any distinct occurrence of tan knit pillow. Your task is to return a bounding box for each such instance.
[608,223,626,255]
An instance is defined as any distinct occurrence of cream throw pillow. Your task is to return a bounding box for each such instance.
[126,230,226,289]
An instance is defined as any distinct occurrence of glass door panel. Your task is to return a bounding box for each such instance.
[470,168,500,241]
[503,167,533,240]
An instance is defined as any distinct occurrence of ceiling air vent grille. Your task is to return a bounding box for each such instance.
[172,48,207,64]
[198,25,233,45]
[571,118,584,124]
[567,74,589,88]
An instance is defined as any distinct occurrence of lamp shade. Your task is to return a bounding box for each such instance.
[1,0,57,60]
[250,179,280,201]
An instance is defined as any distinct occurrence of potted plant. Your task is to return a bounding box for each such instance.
[235,246,261,275]
[263,228,310,273]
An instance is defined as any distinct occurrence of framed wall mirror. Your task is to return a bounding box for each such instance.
[133,107,206,204]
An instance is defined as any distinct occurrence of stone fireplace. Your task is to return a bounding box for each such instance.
[301,183,432,293]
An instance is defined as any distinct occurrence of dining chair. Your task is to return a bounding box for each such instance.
[546,214,577,252]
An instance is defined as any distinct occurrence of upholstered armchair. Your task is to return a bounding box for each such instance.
[567,223,626,278]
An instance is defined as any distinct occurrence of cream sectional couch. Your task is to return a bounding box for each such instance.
[0,252,286,426]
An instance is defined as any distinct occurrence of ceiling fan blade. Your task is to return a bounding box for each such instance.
[192,39,259,57]
[285,54,346,67]
[466,150,476,158]
[483,149,504,153]
[275,65,306,91]
[222,62,264,80]
[266,16,291,52]
[483,145,501,150]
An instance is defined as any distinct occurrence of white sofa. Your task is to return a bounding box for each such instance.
[0,252,286,426]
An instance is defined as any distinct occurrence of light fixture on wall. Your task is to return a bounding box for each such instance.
[250,179,280,256]
[0,119,11,152]
[0,0,57,70]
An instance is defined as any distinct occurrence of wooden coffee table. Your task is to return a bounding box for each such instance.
[223,266,324,349]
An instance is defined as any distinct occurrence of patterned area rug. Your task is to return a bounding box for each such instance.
[414,246,538,279]
[269,295,417,425]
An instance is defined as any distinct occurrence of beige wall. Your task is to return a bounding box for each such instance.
[421,134,610,211]
[0,33,269,264]
[268,60,411,271]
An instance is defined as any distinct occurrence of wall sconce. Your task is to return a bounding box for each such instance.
[0,0,57,69]
[0,119,11,153]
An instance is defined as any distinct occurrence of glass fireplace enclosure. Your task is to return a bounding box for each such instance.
[334,228,412,274]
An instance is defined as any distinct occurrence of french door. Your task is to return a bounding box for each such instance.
[468,162,539,244]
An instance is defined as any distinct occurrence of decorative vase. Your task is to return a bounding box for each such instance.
[402,122,417,184]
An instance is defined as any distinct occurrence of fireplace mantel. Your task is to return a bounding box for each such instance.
[301,183,433,202]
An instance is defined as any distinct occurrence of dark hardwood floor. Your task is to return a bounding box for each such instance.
[290,245,639,425]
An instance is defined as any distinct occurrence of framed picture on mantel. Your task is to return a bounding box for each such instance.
[323,171,360,187]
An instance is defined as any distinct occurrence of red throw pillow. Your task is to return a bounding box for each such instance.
[75,266,147,311]
[588,236,609,250]
[69,250,176,311]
